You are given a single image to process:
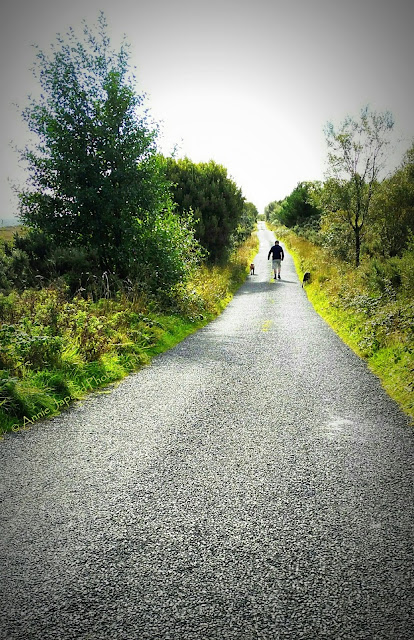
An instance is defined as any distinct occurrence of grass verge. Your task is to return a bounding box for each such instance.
[269,222,414,423]
[0,229,259,438]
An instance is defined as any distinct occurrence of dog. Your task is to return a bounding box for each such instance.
[302,271,311,287]
[250,263,255,275]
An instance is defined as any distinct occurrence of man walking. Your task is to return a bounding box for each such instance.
[268,239,284,280]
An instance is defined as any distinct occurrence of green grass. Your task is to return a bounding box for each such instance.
[0,229,259,437]
[268,222,414,423]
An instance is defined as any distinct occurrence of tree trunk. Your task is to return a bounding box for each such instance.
[355,225,361,267]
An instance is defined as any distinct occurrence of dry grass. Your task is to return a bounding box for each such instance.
[0,225,27,244]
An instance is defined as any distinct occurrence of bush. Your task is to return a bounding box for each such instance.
[0,229,259,434]
[0,323,64,372]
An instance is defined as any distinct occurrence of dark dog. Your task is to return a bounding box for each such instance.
[250,263,255,275]
[302,271,311,287]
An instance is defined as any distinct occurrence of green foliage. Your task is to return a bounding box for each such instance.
[0,231,258,435]
[0,373,57,426]
[272,182,322,229]
[18,14,155,270]
[0,229,101,295]
[1,324,64,370]
[369,143,414,257]
[264,200,282,223]
[164,157,247,262]
[15,14,199,293]
[323,105,395,266]
[269,222,414,420]
[232,202,258,245]
[171,229,258,319]
[130,207,202,297]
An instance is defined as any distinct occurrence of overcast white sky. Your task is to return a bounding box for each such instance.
[1,0,413,222]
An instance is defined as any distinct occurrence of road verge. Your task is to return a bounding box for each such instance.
[268,222,414,423]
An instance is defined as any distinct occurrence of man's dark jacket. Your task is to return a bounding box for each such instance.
[268,244,284,260]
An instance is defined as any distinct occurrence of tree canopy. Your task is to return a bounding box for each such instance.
[273,182,322,229]
[16,13,199,290]
[164,157,246,262]
[370,142,414,257]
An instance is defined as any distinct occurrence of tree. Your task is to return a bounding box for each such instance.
[275,182,322,229]
[16,13,193,286]
[370,142,414,257]
[165,157,245,262]
[264,200,281,223]
[233,201,258,245]
[324,106,394,266]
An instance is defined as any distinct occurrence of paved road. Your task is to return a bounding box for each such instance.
[1,222,413,640]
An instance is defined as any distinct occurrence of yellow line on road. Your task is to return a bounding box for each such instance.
[261,320,273,332]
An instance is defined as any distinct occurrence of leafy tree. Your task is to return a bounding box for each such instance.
[275,182,322,229]
[317,181,356,260]
[324,106,394,266]
[165,157,245,262]
[264,200,282,223]
[16,13,197,289]
[233,201,258,245]
[370,142,414,257]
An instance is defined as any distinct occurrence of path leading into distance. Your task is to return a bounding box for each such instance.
[1,222,413,640]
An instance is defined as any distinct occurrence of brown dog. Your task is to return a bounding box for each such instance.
[250,263,255,275]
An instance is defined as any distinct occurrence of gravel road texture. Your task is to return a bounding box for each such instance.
[1,222,413,640]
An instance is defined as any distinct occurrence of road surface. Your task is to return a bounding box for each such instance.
[1,222,413,639]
